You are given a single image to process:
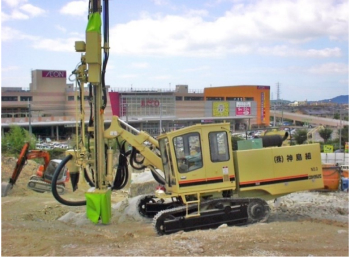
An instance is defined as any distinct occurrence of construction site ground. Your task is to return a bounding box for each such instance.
[1,156,349,256]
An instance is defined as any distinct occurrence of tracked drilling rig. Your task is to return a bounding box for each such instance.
[51,0,324,235]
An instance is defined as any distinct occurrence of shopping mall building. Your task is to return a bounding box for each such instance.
[1,69,271,140]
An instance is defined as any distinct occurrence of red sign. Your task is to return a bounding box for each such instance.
[257,86,270,90]
[236,102,251,115]
[141,99,160,107]
[42,70,66,78]
[236,107,251,115]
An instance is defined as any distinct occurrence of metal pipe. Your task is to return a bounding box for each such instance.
[118,117,140,134]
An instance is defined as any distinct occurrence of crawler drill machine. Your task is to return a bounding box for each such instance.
[51,0,324,235]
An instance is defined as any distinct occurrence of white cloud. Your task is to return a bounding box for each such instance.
[1,66,20,72]
[150,0,168,6]
[2,1,45,21]
[2,25,81,53]
[110,0,348,57]
[1,26,38,41]
[60,0,88,17]
[129,62,150,69]
[55,25,67,33]
[257,46,342,58]
[32,37,80,52]
[149,75,172,80]
[182,66,210,72]
[8,10,29,20]
[307,63,348,74]
[2,0,27,8]
[20,4,45,17]
[118,74,139,79]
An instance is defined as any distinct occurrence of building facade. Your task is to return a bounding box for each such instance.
[1,69,271,140]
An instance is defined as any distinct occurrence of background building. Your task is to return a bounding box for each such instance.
[2,69,269,140]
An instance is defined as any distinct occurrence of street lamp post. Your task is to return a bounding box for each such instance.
[122,103,128,122]
[159,102,162,134]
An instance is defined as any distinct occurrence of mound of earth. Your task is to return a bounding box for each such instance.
[1,156,349,256]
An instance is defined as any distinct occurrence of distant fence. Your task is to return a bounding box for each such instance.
[321,153,348,165]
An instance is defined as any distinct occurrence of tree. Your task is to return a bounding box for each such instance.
[341,125,349,147]
[1,125,36,155]
[318,128,333,143]
[293,129,308,145]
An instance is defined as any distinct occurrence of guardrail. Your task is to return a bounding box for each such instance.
[321,153,348,165]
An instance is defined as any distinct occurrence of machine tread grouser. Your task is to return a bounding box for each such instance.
[152,197,270,235]
[137,194,182,218]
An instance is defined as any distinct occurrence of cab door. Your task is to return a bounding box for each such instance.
[159,137,175,194]
[204,130,236,192]
[172,131,207,194]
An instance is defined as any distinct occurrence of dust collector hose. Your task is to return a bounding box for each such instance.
[51,154,86,206]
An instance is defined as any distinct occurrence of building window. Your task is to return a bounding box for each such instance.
[68,96,75,101]
[1,113,12,118]
[245,97,254,101]
[176,96,183,101]
[184,96,204,101]
[226,97,243,101]
[20,96,33,101]
[206,97,224,101]
[77,96,90,100]
[2,96,18,101]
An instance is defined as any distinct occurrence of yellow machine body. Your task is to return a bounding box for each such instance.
[234,144,323,200]
[157,123,324,202]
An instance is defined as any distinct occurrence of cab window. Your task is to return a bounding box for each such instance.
[173,132,203,173]
[209,131,229,162]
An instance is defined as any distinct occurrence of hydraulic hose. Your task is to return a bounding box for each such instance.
[84,167,95,187]
[149,166,166,185]
[51,154,86,206]
[101,0,109,110]
[130,147,147,171]
[112,142,129,190]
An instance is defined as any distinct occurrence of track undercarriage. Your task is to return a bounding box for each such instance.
[27,175,65,194]
[137,195,270,235]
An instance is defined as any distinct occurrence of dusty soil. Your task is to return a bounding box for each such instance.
[1,156,349,256]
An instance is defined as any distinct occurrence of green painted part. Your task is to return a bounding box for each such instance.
[85,189,111,224]
[86,13,101,33]
[237,138,263,150]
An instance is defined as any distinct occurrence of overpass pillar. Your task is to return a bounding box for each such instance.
[56,126,59,141]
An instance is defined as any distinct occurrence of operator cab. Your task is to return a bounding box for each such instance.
[44,160,69,184]
[158,122,236,195]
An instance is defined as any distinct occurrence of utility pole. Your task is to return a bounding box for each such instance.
[273,104,276,127]
[28,100,32,138]
[339,106,342,150]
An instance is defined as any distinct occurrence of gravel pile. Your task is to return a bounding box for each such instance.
[58,170,349,226]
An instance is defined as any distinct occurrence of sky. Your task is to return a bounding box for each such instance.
[1,0,349,101]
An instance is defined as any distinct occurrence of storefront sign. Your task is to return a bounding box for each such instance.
[261,92,265,122]
[141,99,160,107]
[213,102,229,117]
[323,145,333,153]
[42,70,66,78]
[236,102,251,115]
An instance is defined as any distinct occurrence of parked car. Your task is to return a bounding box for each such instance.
[254,130,265,138]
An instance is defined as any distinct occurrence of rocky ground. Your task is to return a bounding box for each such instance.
[1,156,349,256]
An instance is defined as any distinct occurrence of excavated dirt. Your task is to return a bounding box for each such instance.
[1,156,349,256]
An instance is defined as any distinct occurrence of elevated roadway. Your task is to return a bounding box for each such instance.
[270,110,348,128]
